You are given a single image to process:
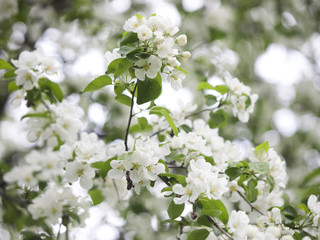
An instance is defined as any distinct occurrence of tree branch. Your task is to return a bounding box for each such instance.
[206,216,234,240]
[237,190,264,215]
[124,83,138,151]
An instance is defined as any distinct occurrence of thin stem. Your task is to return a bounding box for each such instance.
[206,216,234,240]
[185,103,222,119]
[124,83,137,151]
[237,190,264,215]
[40,99,50,111]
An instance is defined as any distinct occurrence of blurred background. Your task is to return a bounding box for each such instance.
[0,0,320,239]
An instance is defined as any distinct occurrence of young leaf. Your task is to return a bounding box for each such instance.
[199,198,229,224]
[197,82,215,91]
[187,229,210,240]
[120,32,139,46]
[197,82,229,94]
[138,117,148,129]
[167,200,185,219]
[114,58,133,79]
[91,159,112,179]
[21,112,49,120]
[3,69,16,78]
[205,95,217,106]
[208,109,228,128]
[245,178,258,203]
[248,162,269,174]
[254,142,269,155]
[150,106,178,136]
[89,189,104,205]
[0,59,14,70]
[136,73,162,104]
[118,45,139,55]
[39,78,64,102]
[267,174,275,193]
[8,81,19,93]
[83,75,112,93]
[115,94,132,107]
[225,167,243,181]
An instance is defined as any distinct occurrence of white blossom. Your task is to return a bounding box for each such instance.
[135,55,162,80]
[176,34,187,46]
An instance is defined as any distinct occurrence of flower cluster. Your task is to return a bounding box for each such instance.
[105,14,190,90]
[172,158,229,204]
[11,48,60,91]
[226,77,258,122]
[308,195,320,230]
[108,138,169,194]
[28,187,90,225]
[61,132,105,190]
[25,100,84,147]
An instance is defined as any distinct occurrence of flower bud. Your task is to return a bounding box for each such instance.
[182,51,191,63]
[176,34,187,46]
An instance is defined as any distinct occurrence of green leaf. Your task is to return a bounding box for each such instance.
[245,178,258,203]
[180,124,192,133]
[197,82,229,94]
[21,231,42,240]
[39,78,64,102]
[159,173,186,185]
[21,112,49,120]
[120,32,139,46]
[0,59,14,70]
[197,82,215,91]
[301,166,320,186]
[136,52,152,59]
[199,198,229,224]
[208,109,228,128]
[115,94,132,107]
[187,229,210,240]
[205,95,217,106]
[89,189,104,205]
[3,69,16,78]
[175,66,189,74]
[114,81,126,95]
[167,200,185,219]
[213,85,229,95]
[254,142,269,155]
[282,205,297,220]
[225,167,243,181]
[298,203,310,214]
[91,159,112,179]
[107,58,122,74]
[150,106,178,136]
[83,75,112,93]
[8,81,19,93]
[249,162,269,174]
[267,174,275,193]
[138,117,148,129]
[118,45,139,55]
[196,215,212,227]
[114,58,133,79]
[137,73,162,104]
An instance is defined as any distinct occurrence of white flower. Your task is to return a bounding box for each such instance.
[12,50,39,69]
[176,34,187,46]
[228,210,250,238]
[226,77,250,96]
[182,51,191,63]
[65,161,95,190]
[10,89,25,108]
[15,68,38,90]
[105,48,121,68]
[156,37,176,58]
[136,25,153,41]
[168,57,181,67]
[123,15,146,32]
[135,55,162,80]
[308,195,320,215]
[146,15,166,36]
[74,132,105,162]
[280,236,294,240]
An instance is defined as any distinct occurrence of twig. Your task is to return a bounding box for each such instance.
[124,83,137,151]
[206,216,234,240]
[185,103,222,119]
[0,188,28,207]
[237,190,264,215]
[40,99,50,111]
